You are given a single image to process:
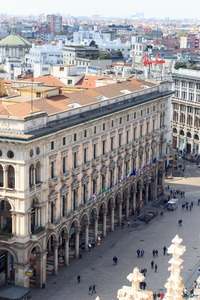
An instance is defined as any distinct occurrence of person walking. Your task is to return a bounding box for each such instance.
[121,222,124,229]
[128,220,130,228]
[155,264,158,272]
[153,292,157,300]
[143,281,146,290]
[137,249,140,258]
[141,249,144,257]
[186,204,188,211]
[92,284,97,294]
[198,199,200,205]
[143,268,147,276]
[191,202,194,208]
[153,249,156,257]
[89,285,92,295]
[77,275,80,283]
[155,249,158,257]
[163,246,167,255]
[151,260,154,269]
[190,204,192,211]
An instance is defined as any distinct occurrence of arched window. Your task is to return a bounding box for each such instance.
[187,132,191,138]
[29,164,34,187]
[180,130,184,136]
[35,162,41,184]
[0,200,12,233]
[194,134,199,140]
[8,166,15,189]
[0,165,3,187]
[173,128,177,134]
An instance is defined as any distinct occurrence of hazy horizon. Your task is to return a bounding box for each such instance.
[1,0,200,20]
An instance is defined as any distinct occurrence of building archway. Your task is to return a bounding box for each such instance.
[46,233,58,278]
[79,213,89,252]
[28,244,43,289]
[0,200,12,234]
[89,207,98,243]
[98,202,106,237]
[0,247,16,286]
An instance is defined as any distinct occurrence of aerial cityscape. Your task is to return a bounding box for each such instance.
[0,3,200,300]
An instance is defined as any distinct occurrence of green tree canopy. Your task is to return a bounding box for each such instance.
[56,30,67,36]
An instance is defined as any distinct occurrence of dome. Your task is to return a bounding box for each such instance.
[0,34,31,48]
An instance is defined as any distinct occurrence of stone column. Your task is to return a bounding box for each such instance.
[7,252,10,280]
[53,241,58,275]
[35,252,42,288]
[64,234,69,267]
[4,169,8,188]
[145,184,149,204]
[94,217,98,243]
[75,229,80,258]
[85,223,89,251]
[126,198,129,220]
[118,201,122,225]
[111,204,115,232]
[38,208,41,227]
[103,210,107,238]
[133,190,136,211]
[139,186,143,209]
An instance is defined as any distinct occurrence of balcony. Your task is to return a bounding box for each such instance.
[117,145,125,154]
[60,170,70,181]
[101,153,109,162]
[132,139,139,147]
[48,176,59,187]
[125,143,132,151]
[92,157,101,167]
[71,166,81,176]
[109,149,117,158]
[139,136,145,144]
[146,134,151,141]
[82,161,91,171]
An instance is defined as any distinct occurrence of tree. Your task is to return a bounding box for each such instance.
[56,30,67,36]
[89,40,97,47]
[117,51,123,57]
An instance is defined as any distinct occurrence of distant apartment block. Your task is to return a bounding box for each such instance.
[47,14,62,34]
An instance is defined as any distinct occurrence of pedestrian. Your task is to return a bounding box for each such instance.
[153,249,156,257]
[181,191,183,198]
[143,281,146,290]
[89,285,92,295]
[161,293,164,299]
[151,260,154,269]
[197,266,200,275]
[88,242,92,251]
[183,288,188,297]
[191,202,194,208]
[190,204,192,211]
[198,199,200,205]
[141,249,144,257]
[98,236,101,245]
[194,281,197,289]
[137,249,140,258]
[153,292,157,300]
[168,185,169,191]
[182,203,185,210]
[163,246,167,255]
[77,275,80,283]
[128,220,130,228]
[155,249,158,257]
[157,292,161,298]
[121,222,124,229]
[92,283,97,294]
[155,264,158,272]
[143,268,147,276]
[186,204,188,211]
[140,281,143,289]
[183,191,185,198]
[186,174,188,179]
[190,287,194,297]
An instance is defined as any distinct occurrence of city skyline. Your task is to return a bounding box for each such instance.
[1,0,200,20]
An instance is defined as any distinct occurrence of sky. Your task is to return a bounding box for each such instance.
[2,0,200,20]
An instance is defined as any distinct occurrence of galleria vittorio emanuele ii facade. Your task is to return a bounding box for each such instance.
[0,79,173,288]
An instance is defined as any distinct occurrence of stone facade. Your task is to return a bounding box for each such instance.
[0,81,173,288]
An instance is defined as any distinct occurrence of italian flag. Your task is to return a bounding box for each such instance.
[119,176,123,186]
[126,173,129,181]
[145,162,149,168]
[93,193,96,201]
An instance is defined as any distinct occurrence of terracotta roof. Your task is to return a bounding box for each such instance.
[75,75,113,89]
[21,75,66,87]
[0,80,156,118]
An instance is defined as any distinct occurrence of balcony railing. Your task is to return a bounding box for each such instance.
[71,166,82,176]
[48,176,59,187]
[60,170,70,181]
[109,149,117,158]
[101,153,109,162]
[82,161,91,171]
[117,145,125,154]
[92,157,101,167]
[125,143,132,151]
[132,139,139,147]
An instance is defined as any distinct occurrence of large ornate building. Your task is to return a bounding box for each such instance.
[171,68,200,154]
[0,79,173,288]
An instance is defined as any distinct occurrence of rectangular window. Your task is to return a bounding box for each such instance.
[84,130,87,138]
[119,117,122,124]
[102,140,106,155]
[189,82,194,88]
[147,122,150,134]
[74,133,77,142]
[147,108,149,114]
[51,161,54,178]
[111,137,114,151]
[153,106,155,112]
[134,127,137,140]
[51,141,54,150]
[126,131,129,144]
[127,115,129,122]
[73,152,77,168]
[111,120,114,127]
[94,126,96,134]
[119,133,122,147]
[103,123,105,131]
[36,92,41,98]
[134,112,136,119]
[140,124,143,137]
[141,110,143,117]
[84,148,88,164]
[63,137,66,146]
[62,156,66,173]
[60,67,64,71]
[93,144,97,159]
[153,119,156,131]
